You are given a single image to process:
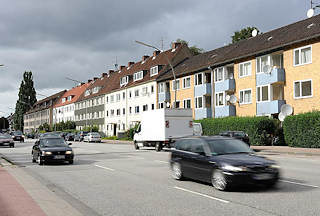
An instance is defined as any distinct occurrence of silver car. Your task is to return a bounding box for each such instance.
[0,133,15,148]
[83,132,101,143]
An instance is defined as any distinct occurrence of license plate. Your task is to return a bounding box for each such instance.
[253,173,273,180]
[54,155,65,159]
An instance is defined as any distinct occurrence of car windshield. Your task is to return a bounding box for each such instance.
[0,134,11,139]
[233,132,245,137]
[40,138,68,147]
[207,139,252,155]
[90,133,100,136]
[13,131,23,135]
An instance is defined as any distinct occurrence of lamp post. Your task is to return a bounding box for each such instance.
[135,40,177,108]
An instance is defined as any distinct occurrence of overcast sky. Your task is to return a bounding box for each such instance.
[0,0,312,116]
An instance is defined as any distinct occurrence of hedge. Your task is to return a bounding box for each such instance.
[283,111,320,148]
[196,116,277,146]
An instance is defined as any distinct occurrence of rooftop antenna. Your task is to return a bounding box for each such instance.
[114,56,118,70]
[66,77,82,86]
[160,37,164,50]
[307,0,320,17]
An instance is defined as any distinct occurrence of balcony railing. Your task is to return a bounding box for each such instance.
[215,105,236,118]
[256,100,285,115]
[215,79,235,92]
[256,68,285,86]
[194,83,212,97]
[195,108,212,120]
[158,92,170,103]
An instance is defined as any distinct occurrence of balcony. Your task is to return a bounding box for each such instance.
[158,92,170,103]
[256,68,285,86]
[215,79,235,92]
[195,108,212,120]
[215,105,236,118]
[256,100,285,115]
[194,83,212,97]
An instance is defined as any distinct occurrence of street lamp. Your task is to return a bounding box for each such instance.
[135,40,177,108]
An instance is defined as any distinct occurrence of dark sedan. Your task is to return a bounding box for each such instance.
[170,136,279,191]
[10,131,25,142]
[219,131,250,145]
[0,133,14,148]
[65,133,75,141]
[32,136,74,165]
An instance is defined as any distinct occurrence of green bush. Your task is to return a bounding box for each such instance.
[196,116,278,146]
[283,111,320,148]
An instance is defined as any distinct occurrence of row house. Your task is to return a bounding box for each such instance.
[23,90,66,133]
[157,14,320,119]
[53,82,89,124]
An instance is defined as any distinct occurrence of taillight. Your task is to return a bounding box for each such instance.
[165,121,169,128]
[189,121,193,128]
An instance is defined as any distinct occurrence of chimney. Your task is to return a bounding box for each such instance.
[128,62,134,67]
[142,55,149,61]
[171,42,181,49]
[88,79,92,83]
[153,50,160,57]
[93,77,98,81]
[81,82,85,85]
[109,70,114,74]
[120,65,126,70]
[102,73,108,77]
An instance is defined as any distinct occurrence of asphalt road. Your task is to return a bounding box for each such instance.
[1,139,320,216]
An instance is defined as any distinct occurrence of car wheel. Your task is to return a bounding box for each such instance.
[134,142,139,150]
[212,170,228,191]
[69,160,74,164]
[155,142,162,152]
[37,155,44,165]
[171,162,183,180]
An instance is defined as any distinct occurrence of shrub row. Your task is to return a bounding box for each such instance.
[196,116,277,146]
[283,111,320,148]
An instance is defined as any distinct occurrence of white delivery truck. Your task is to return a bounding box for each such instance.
[133,109,194,151]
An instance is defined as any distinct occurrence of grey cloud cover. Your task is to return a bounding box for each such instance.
[0,0,311,116]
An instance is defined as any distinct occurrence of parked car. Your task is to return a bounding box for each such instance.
[10,131,24,142]
[170,136,280,191]
[58,132,68,139]
[31,136,74,165]
[83,132,101,143]
[0,133,14,148]
[26,133,35,139]
[65,133,75,141]
[219,131,250,145]
[74,131,89,142]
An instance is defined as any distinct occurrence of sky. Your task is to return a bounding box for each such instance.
[0,0,313,117]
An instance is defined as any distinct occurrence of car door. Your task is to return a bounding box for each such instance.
[175,139,195,178]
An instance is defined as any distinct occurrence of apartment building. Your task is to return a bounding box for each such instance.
[158,14,320,119]
[104,43,192,136]
[24,90,66,133]
[53,82,89,124]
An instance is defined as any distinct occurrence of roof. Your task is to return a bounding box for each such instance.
[25,90,66,114]
[76,43,192,102]
[54,83,90,108]
[157,14,320,81]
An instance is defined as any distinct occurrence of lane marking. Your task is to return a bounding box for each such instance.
[95,165,115,171]
[154,160,169,164]
[173,186,229,204]
[280,180,318,188]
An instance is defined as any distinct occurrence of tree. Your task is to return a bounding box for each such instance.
[231,27,260,44]
[14,71,37,131]
[175,39,204,56]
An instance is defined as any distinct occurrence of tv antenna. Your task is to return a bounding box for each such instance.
[307,0,320,17]
[66,77,82,86]
[114,56,118,70]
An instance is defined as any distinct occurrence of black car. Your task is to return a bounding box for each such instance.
[170,136,279,191]
[10,131,25,142]
[74,131,88,142]
[26,133,35,139]
[219,131,250,145]
[32,136,74,165]
[0,133,14,148]
[65,133,75,141]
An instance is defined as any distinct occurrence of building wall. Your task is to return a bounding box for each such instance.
[53,103,75,123]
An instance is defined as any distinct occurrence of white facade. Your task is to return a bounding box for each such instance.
[53,103,75,124]
[105,81,157,136]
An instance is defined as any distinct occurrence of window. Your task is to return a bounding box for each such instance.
[195,73,203,85]
[129,91,132,98]
[195,97,203,108]
[151,85,154,93]
[135,106,140,113]
[143,104,148,111]
[257,85,270,102]
[110,95,114,103]
[133,71,143,81]
[123,108,125,115]
[182,76,191,89]
[106,111,109,117]
[134,89,139,97]
[256,55,269,74]
[92,86,101,94]
[120,76,129,86]
[184,99,191,108]
[159,102,164,109]
[173,101,180,108]
[67,96,72,101]
[214,67,226,82]
[239,61,252,77]
[84,90,90,96]
[116,94,120,102]
[151,104,155,110]
[142,87,148,95]
[111,110,114,116]
[117,109,120,116]
[122,92,125,100]
[158,83,165,93]
[129,107,132,114]
[62,98,66,103]
[172,79,180,90]
[294,80,312,98]
[150,66,158,76]
[106,96,109,103]
[239,89,252,104]
[294,46,312,66]
[215,92,224,107]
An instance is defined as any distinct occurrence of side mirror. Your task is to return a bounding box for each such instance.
[68,143,72,146]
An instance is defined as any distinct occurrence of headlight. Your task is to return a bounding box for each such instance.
[22,135,25,138]
[42,151,52,156]
[221,164,247,172]
[270,164,280,169]
[12,136,15,138]
[65,150,73,154]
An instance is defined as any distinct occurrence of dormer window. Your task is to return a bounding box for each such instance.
[92,86,101,94]
[150,66,159,77]
[67,95,73,101]
[85,90,91,96]
[133,71,143,81]
[62,98,66,103]
[120,76,129,87]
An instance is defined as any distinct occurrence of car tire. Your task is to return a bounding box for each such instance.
[37,155,44,165]
[69,160,74,164]
[155,142,162,152]
[266,179,278,188]
[212,170,228,191]
[171,162,183,180]
[134,142,139,150]
[32,153,36,163]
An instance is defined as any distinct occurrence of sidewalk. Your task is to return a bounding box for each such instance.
[251,145,320,156]
[0,165,46,216]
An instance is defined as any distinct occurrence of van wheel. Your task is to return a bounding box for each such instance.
[134,142,139,150]
[155,142,162,152]
[171,162,183,180]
